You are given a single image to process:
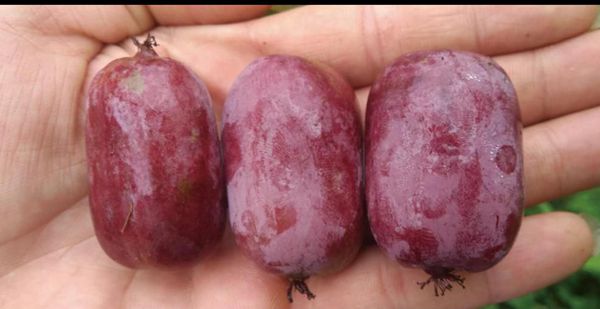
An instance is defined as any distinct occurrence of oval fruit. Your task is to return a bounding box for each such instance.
[222,55,364,302]
[85,35,225,268]
[366,50,523,295]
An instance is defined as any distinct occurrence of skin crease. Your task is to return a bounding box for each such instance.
[0,5,599,309]
[366,50,523,285]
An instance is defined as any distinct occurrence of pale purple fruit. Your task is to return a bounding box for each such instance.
[222,55,364,302]
[366,50,523,296]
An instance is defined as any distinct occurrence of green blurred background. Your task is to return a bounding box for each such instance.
[268,5,600,309]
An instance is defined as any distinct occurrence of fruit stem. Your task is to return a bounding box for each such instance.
[417,268,466,296]
[287,276,316,303]
[131,33,158,57]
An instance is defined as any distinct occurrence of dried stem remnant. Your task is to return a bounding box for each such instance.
[417,270,466,297]
[287,277,316,303]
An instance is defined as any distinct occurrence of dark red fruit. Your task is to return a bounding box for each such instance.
[366,50,523,296]
[85,35,225,268]
[222,55,364,302]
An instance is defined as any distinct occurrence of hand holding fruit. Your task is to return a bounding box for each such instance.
[1,5,599,309]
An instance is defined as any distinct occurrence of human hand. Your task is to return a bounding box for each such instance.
[0,5,598,309]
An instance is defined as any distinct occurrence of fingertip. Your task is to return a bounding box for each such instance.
[561,5,599,30]
[593,7,600,30]
[486,211,594,303]
[579,213,600,256]
[541,5,599,35]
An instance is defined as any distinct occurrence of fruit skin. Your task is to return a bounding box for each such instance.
[85,37,225,268]
[222,55,364,281]
[366,50,523,277]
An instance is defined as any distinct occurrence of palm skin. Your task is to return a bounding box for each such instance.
[0,5,599,309]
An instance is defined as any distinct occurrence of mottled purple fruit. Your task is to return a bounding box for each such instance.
[85,35,225,268]
[366,50,523,296]
[222,55,364,302]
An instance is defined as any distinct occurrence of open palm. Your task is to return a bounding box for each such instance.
[1,5,599,309]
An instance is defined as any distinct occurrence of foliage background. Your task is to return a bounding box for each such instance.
[269,5,600,309]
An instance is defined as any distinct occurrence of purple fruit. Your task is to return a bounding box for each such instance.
[85,35,225,268]
[222,55,364,302]
[366,50,523,296]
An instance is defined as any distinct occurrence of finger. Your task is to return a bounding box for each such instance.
[523,107,600,206]
[148,5,271,26]
[484,212,594,303]
[298,212,593,309]
[496,30,600,126]
[247,5,598,87]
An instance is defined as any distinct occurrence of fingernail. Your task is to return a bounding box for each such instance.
[580,213,600,256]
